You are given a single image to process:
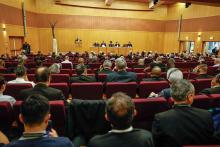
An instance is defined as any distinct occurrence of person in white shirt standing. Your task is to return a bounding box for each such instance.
[0,76,16,106]
[8,66,35,87]
[61,56,73,69]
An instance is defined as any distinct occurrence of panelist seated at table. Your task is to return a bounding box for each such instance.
[100,41,107,48]
[127,41,133,48]
[115,42,120,48]
[109,41,114,47]
[93,41,100,47]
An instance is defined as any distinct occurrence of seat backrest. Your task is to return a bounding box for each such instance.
[132,97,169,129]
[192,95,212,109]
[133,68,144,73]
[61,63,72,69]
[139,81,169,98]
[105,82,137,98]
[194,79,212,94]
[71,82,103,100]
[49,83,69,99]
[3,74,16,81]
[207,66,218,76]
[27,74,36,82]
[51,74,69,83]
[136,73,146,82]
[0,102,13,132]
[98,74,107,82]
[60,69,72,76]
[49,100,66,136]
[4,83,33,100]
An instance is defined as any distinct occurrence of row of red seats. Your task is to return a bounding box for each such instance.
[0,94,220,136]
[3,79,212,100]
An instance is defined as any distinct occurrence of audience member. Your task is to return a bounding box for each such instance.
[200,73,220,94]
[70,64,96,83]
[167,58,175,70]
[5,94,74,147]
[133,58,145,68]
[106,57,137,82]
[36,60,43,68]
[0,76,16,106]
[88,92,154,147]
[19,67,65,101]
[0,59,5,68]
[98,60,114,74]
[8,66,35,87]
[49,63,61,74]
[61,56,73,69]
[142,66,165,81]
[152,79,215,147]
[193,64,213,79]
[144,57,166,72]
[213,58,220,67]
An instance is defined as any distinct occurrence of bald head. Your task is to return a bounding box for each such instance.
[151,66,162,77]
[35,67,51,83]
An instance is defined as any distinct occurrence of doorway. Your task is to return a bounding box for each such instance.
[179,41,195,54]
[9,36,24,56]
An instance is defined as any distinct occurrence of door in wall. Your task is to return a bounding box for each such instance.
[9,36,24,56]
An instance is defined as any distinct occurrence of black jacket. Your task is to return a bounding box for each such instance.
[19,83,65,101]
[195,74,213,79]
[70,75,96,83]
[152,105,215,147]
[200,86,220,94]
[106,71,137,82]
[88,128,154,147]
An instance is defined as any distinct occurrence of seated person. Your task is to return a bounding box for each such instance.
[61,56,73,69]
[8,66,35,87]
[0,76,16,106]
[133,58,145,68]
[144,56,166,72]
[0,131,9,146]
[193,64,213,79]
[19,67,65,101]
[0,59,5,68]
[142,66,165,81]
[106,57,137,82]
[200,73,220,94]
[88,92,153,147]
[70,64,96,83]
[98,60,114,74]
[166,58,175,70]
[5,94,74,147]
[49,63,61,74]
[152,79,215,147]
[149,68,183,99]
[213,58,220,67]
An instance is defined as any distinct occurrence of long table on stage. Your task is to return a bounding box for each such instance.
[90,47,133,56]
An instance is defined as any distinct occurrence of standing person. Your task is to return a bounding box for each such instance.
[22,42,31,55]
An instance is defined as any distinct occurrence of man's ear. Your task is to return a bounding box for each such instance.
[105,113,110,122]
[133,109,137,117]
[19,114,24,124]
[187,93,194,105]
[44,114,51,124]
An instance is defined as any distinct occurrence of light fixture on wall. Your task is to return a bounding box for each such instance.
[185,36,189,40]
[197,32,202,41]
[210,36,214,40]
[2,24,6,32]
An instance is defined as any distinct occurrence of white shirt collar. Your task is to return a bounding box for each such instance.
[15,77,26,82]
[109,126,133,133]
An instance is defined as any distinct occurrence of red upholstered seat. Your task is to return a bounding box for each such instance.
[98,74,107,82]
[51,74,69,83]
[133,68,144,73]
[4,83,33,100]
[105,82,137,98]
[194,79,212,94]
[207,66,218,76]
[13,100,66,136]
[132,97,169,129]
[49,83,69,99]
[0,68,7,73]
[27,74,36,82]
[88,63,101,69]
[0,102,13,132]
[71,82,103,100]
[136,73,146,82]
[49,100,66,136]
[3,74,16,81]
[60,69,72,76]
[61,63,72,69]
[27,68,36,74]
[126,68,132,72]
[139,81,169,98]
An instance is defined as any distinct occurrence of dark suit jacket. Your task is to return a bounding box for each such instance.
[19,83,65,101]
[5,137,74,147]
[70,75,96,83]
[98,69,114,74]
[195,74,213,79]
[152,105,215,147]
[142,76,165,82]
[200,86,220,94]
[106,71,137,82]
[88,128,154,147]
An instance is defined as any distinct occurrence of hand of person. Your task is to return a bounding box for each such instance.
[148,92,158,98]
[49,129,58,138]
